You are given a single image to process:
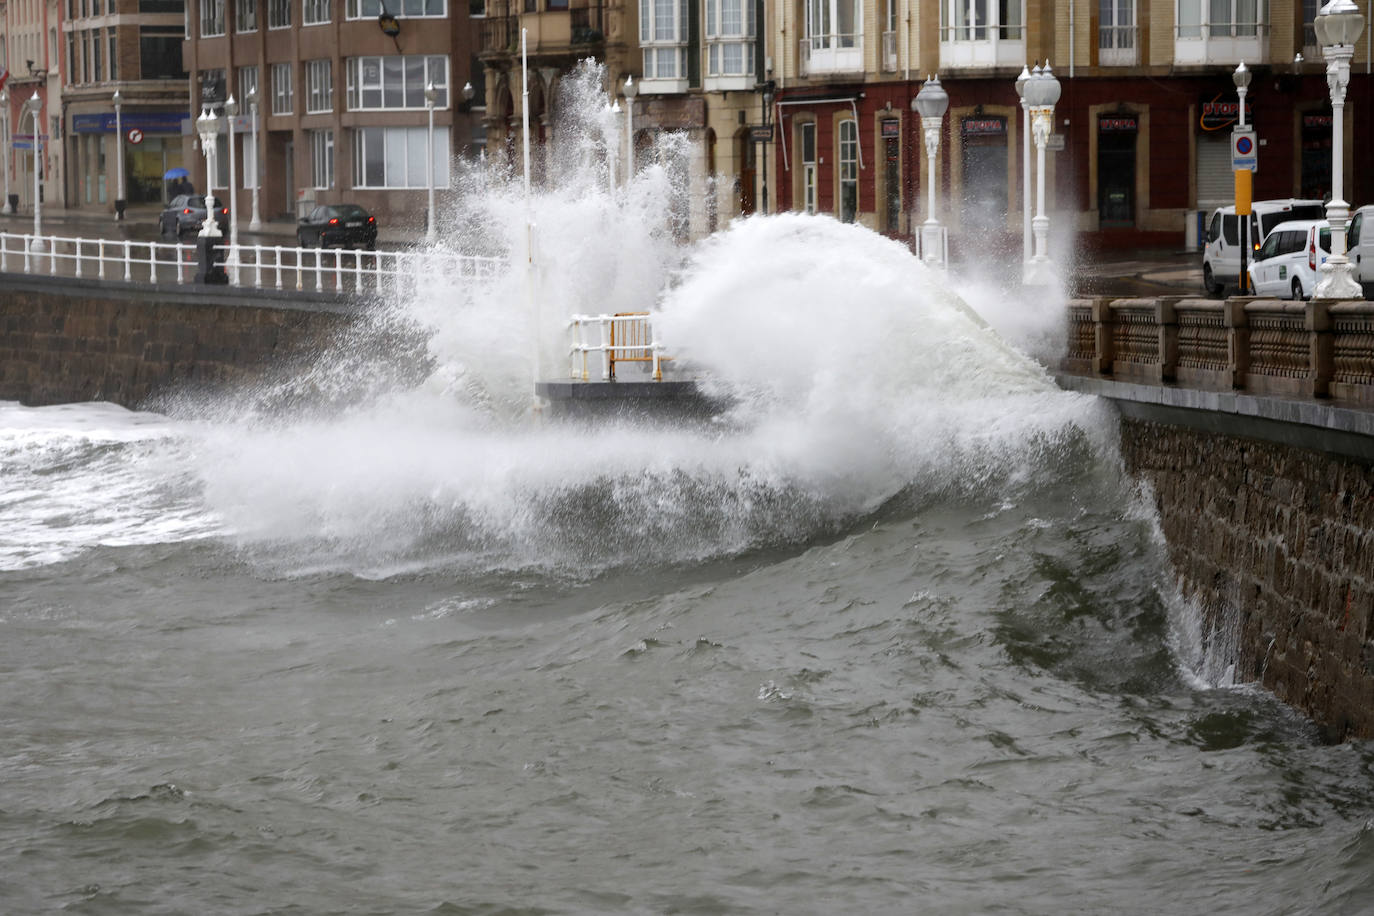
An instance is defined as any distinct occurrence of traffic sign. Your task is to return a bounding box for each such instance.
[127,128,144,144]
[1232,127,1258,172]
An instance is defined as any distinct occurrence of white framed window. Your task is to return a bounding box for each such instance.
[705,0,755,80]
[268,0,291,28]
[303,0,330,25]
[236,0,258,30]
[307,59,333,112]
[92,27,102,80]
[882,0,897,71]
[800,121,817,215]
[200,0,225,36]
[345,0,445,16]
[937,0,1024,69]
[1302,0,1320,59]
[108,32,117,79]
[640,0,690,86]
[1099,0,1137,66]
[310,129,334,189]
[238,65,260,106]
[272,62,293,114]
[345,55,448,110]
[838,118,857,222]
[1175,0,1268,64]
[803,0,862,74]
[352,126,450,188]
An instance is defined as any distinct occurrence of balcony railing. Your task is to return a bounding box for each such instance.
[1174,22,1270,65]
[481,13,519,54]
[570,1,604,43]
[1098,25,1138,66]
[938,23,1025,69]
[800,34,863,76]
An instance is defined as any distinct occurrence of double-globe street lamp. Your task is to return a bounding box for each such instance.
[196,108,223,238]
[25,90,45,252]
[425,81,437,244]
[1314,0,1366,300]
[1015,66,1032,268]
[0,89,12,215]
[1022,63,1061,286]
[912,74,949,269]
[247,88,262,231]
[224,94,240,279]
[113,89,126,221]
[623,74,637,187]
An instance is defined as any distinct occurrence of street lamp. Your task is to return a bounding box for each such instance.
[1022,63,1061,286]
[622,74,637,186]
[247,87,262,230]
[113,89,126,221]
[1314,0,1366,299]
[224,94,239,277]
[25,90,44,252]
[912,74,949,268]
[1233,62,1253,294]
[425,80,437,244]
[0,89,12,215]
[1015,65,1031,266]
[196,108,222,237]
[1232,61,1251,128]
[760,80,775,214]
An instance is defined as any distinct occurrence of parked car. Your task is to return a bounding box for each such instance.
[1346,204,1374,297]
[1246,218,1330,300]
[158,194,229,239]
[296,204,378,250]
[1202,198,1325,296]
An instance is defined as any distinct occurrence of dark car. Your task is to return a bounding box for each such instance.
[296,204,378,250]
[158,194,229,239]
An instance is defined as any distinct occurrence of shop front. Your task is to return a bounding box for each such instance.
[70,111,189,210]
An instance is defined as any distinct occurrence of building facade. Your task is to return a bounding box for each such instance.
[2,0,65,213]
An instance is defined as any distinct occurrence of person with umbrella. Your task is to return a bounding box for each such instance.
[164,167,193,198]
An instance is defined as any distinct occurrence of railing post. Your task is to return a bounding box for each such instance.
[149,243,157,283]
[1092,297,1114,375]
[23,235,31,273]
[601,316,611,381]
[1224,297,1250,390]
[1157,296,1181,383]
[98,239,106,280]
[275,246,284,291]
[123,239,132,282]
[1307,299,1334,399]
[0,233,7,272]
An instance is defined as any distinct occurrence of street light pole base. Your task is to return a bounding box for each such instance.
[1315,259,1364,300]
[1023,256,1057,287]
[29,237,48,253]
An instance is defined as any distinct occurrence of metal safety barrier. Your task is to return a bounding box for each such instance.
[567,311,664,381]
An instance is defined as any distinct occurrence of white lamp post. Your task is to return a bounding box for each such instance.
[0,89,12,215]
[1022,64,1061,286]
[25,91,44,252]
[622,74,637,185]
[224,94,239,276]
[1315,0,1366,299]
[196,108,222,237]
[1233,61,1250,128]
[425,80,437,244]
[113,89,126,221]
[1015,65,1032,266]
[247,87,261,231]
[913,74,949,269]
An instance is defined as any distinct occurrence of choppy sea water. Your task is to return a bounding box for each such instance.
[4,71,1374,910]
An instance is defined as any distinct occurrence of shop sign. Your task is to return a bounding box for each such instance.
[1200,95,1256,130]
[750,125,773,142]
[961,116,1006,136]
[73,112,189,134]
[1303,114,1333,129]
[880,118,900,139]
[1099,116,1137,132]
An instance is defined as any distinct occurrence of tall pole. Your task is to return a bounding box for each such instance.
[224,96,239,280]
[425,82,437,244]
[0,90,11,214]
[26,92,45,252]
[623,75,636,186]
[248,89,262,230]
[1314,0,1365,299]
[1017,66,1031,265]
[522,28,539,412]
[113,90,126,221]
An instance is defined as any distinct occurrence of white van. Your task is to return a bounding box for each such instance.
[1346,204,1374,296]
[1246,219,1329,300]
[1202,199,1326,296]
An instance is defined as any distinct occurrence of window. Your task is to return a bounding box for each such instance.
[140,0,182,11]
[937,0,1024,68]
[307,60,333,113]
[1099,0,1136,65]
[140,27,184,79]
[1301,0,1319,56]
[67,34,77,84]
[238,65,260,107]
[352,126,451,188]
[346,0,445,15]
[237,0,258,31]
[882,0,897,70]
[269,0,291,28]
[705,0,754,78]
[838,118,857,223]
[272,62,293,114]
[200,0,226,36]
[310,129,334,189]
[109,32,117,80]
[92,28,102,81]
[640,0,690,81]
[303,0,330,25]
[1175,0,1267,63]
[804,0,862,73]
[346,55,448,110]
[800,121,817,215]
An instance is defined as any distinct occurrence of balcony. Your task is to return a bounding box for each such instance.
[570,1,604,44]
[1174,22,1270,65]
[800,33,863,76]
[938,24,1025,69]
[1099,25,1138,67]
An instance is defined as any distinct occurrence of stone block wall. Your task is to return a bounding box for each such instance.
[0,279,351,408]
[1121,418,1374,741]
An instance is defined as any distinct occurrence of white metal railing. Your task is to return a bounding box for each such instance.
[0,231,507,297]
[1098,25,1139,66]
[801,33,863,75]
[567,311,664,382]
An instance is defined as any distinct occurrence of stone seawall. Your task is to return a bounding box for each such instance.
[1120,419,1374,741]
[0,276,352,408]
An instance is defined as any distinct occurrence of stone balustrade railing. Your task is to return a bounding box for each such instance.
[1064,296,1374,406]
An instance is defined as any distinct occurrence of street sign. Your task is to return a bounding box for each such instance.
[127,128,144,144]
[750,125,773,143]
[1232,127,1258,172]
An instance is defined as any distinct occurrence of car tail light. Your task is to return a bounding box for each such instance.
[328,217,339,225]
[183,208,192,214]
[220,208,228,215]
[367,216,375,224]
[1309,234,1317,271]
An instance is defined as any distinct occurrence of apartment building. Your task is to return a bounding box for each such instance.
[183,0,485,228]
[1,0,65,211]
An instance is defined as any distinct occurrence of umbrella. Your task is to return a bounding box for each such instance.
[163,167,190,180]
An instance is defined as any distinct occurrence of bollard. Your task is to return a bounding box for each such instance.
[195,234,229,285]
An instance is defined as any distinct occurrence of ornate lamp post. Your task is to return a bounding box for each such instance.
[913,74,949,268]
[425,81,437,244]
[196,108,222,238]
[1015,65,1031,266]
[1314,0,1366,299]
[622,74,637,186]
[247,87,262,231]
[1022,64,1061,286]
[113,89,126,221]
[25,91,45,252]
[0,89,12,215]
[224,94,239,277]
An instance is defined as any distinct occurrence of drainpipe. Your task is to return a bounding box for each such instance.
[1069,1,1075,78]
